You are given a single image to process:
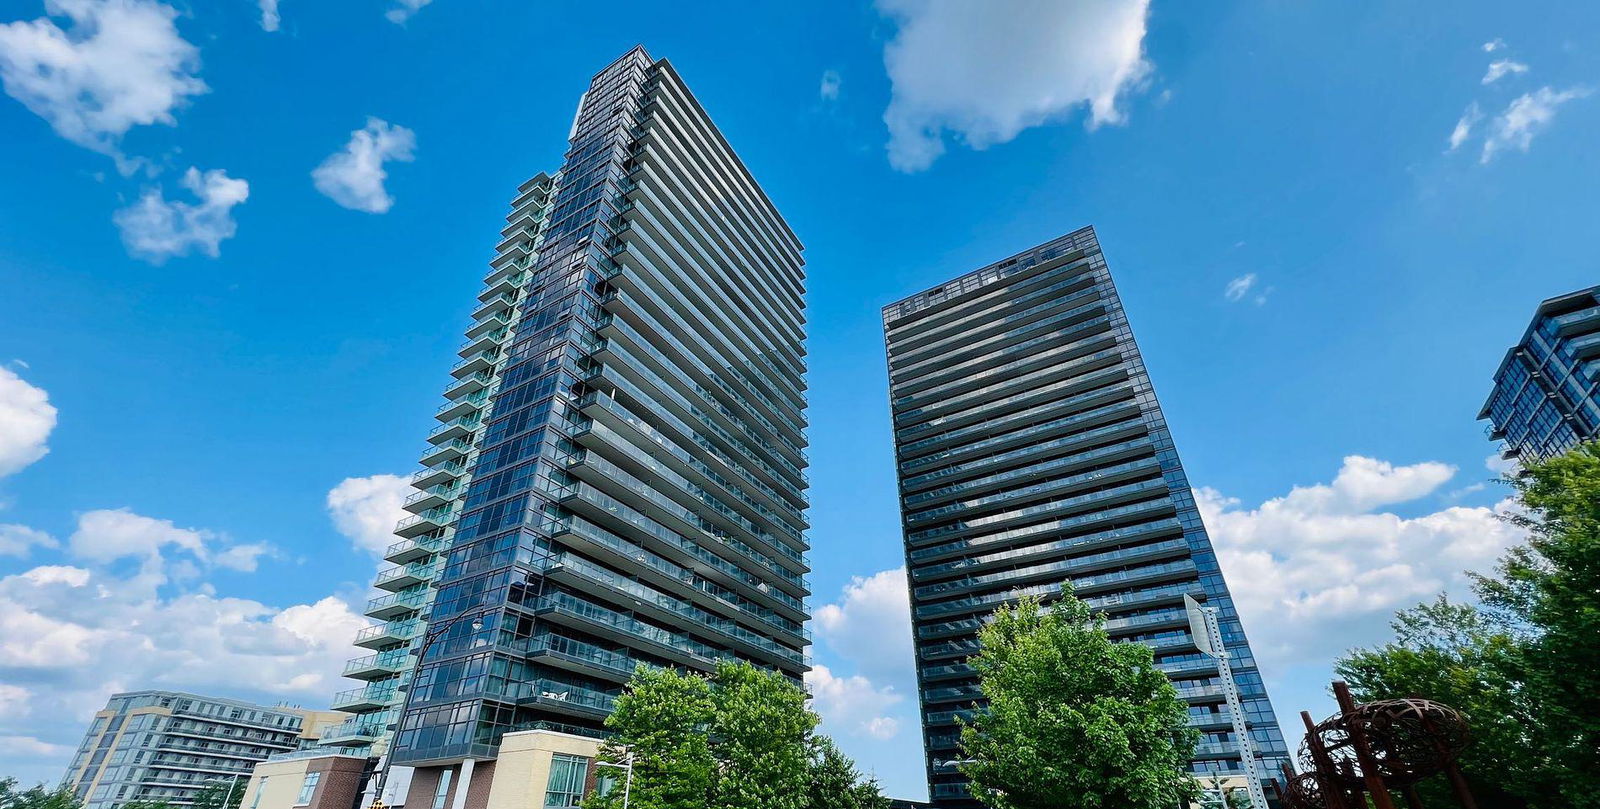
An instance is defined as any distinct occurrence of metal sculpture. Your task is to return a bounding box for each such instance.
[1278,681,1478,809]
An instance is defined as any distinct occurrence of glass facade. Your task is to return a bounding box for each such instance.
[1479,286,1600,462]
[882,228,1288,806]
[64,691,307,809]
[364,46,809,767]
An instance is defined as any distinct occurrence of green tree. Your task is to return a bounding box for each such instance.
[1474,443,1600,805]
[585,665,716,809]
[958,588,1200,809]
[583,661,816,809]
[190,779,246,809]
[0,778,83,809]
[1335,596,1547,808]
[806,737,890,809]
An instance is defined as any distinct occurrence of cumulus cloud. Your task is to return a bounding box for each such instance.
[114,166,249,263]
[1197,456,1526,667]
[814,567,914,683]
[876,0,1153,171]
[327,473,410,554]
[68,507,207,563]
[0,560,367,774]
[259,0,280,32]
[312,118,417,214]
[819,69,841,101]
[0,524,58,557]
[0,0,207,171]
[1447,102,1482,151]
[1482,59,1529,85]
[0,366,57,478]
[385,0,432,24]
[806,665,903,741]
[1480,86,1591,164]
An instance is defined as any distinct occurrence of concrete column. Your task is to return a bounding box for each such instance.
[448,761,475,809]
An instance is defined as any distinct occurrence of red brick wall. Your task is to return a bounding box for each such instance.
[460,761,495,809]
[306,758,368,809]
[402,766,459,809]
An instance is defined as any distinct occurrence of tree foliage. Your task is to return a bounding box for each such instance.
[958,589,1200,809]
[0,779,82,809]
[1337,442,1600,809]
[806,737,890,809]
[583,661,868,809]
[189,779,246,809]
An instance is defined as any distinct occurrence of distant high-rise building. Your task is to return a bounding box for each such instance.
[1480,285,1600,462]
[63,690,341,809]
[881,227,1289,806]
[322,45,809,809]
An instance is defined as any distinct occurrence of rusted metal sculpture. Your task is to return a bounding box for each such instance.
[1279,681,1478,809]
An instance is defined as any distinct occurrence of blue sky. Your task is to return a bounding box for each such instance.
[1,0,1597,799]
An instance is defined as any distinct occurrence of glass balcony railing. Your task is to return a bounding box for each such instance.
[374,560,440,588]
[911,498,1175,560]
[897,383,1134,464]
[913,537,1191,599]
[907,477,1169,544]
[914,518,1182,578]
[902,411,1142,487]
[903,436,1154,509]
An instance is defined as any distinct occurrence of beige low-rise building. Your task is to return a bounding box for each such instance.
[239,729,607,809]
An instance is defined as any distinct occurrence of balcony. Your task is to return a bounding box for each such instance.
[364,588,433,620]
[318,719,382,745]
[373,560,440,590]
[436,389,490,421]
[384,534,447,565]
[403,483,461,513]
[479,271,528,303]
[344,651,410,679]
[330,684,400,712]
[419,438,472,467]
[394,510,451,540]
[450,350,498,379]
[354,619,421,649]
[444,370,494,399]
[412,462,467,489]
[470,291,518,321]
[464,312,511,340]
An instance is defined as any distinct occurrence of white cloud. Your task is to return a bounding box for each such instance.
[0,524,58,557]
[312,118,417,214]
[1480,86,1591,164]
[213,542,273,572]
[259,0,280,32]
[384,0,431,24]
[814,568,914,683]
[0,683,30,715]
[1482,39,1505,53]
[0,367,57,479]
[68,507,207,563]
[1223,273,1256,303]
[0,0,206,171]
[327,473,409,555]
[0,560,368,775]
[114,166,249,263]
[1197,455,1526,668]
[1482,59,1529,85]
[806,665,904,741]
[819,69,841,101]
[1485,451,1520,477]
[1447,101,1482,151]
[0,734,71,759]
[876,0,1152,171]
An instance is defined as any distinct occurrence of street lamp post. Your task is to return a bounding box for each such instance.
[367,607,492,809]
[594,751,634,809]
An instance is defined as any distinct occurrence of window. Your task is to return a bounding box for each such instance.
[543,755,589,808]
[250,778,267,809]
[430,770,453,809]
[295,773,320,805]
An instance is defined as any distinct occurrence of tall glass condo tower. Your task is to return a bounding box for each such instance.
[331,45,810,776]
[881,228,1288,806]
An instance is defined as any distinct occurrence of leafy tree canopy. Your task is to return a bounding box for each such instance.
[958,588,1200,809]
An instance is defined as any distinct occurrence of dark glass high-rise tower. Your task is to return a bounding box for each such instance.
[882,228,1288,805]
[358,46,809,775]
[1480,285,1600,463]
